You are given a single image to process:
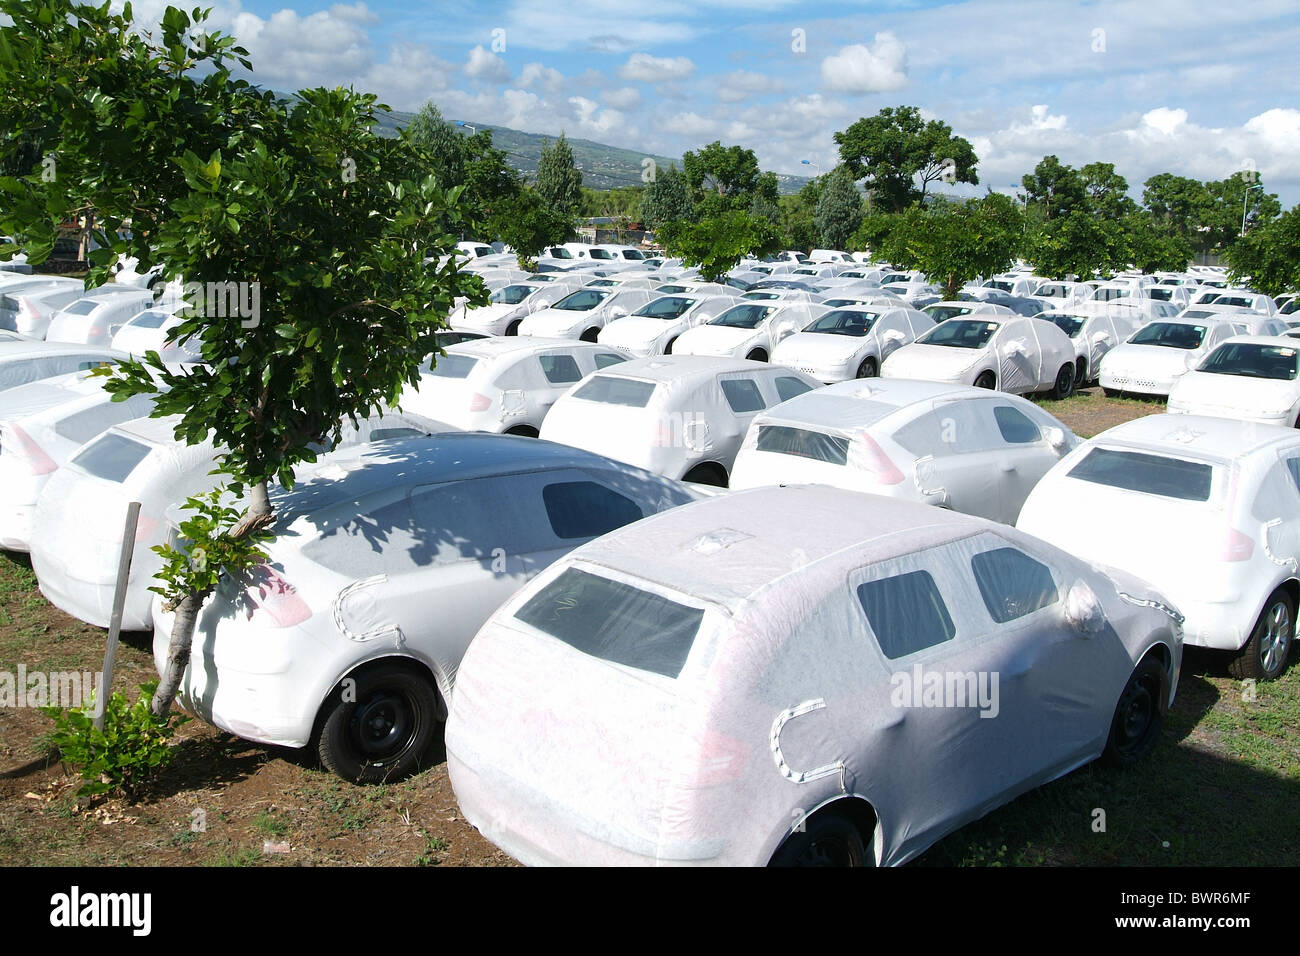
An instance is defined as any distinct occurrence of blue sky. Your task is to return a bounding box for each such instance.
[123,0,1300,204]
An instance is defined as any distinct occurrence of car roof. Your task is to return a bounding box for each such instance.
[442,337,605,359]
[1091,413,1300,462]
[0,342,123,361]
[568,485,985,611]
[759,378,1007,424]
[587,355,782,384]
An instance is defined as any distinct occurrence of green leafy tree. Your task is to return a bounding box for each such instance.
[681,142,777,219]
[638,164,694,229]
[535,133,583,219]
[1080,162,1138,220]
[1142,173,1211,238]
[1224,204,1300,296]
[1203,175,1282,251]
[497,187,575,270]
[658,209,779,282]
[406,103,466,192]
[781,179,823,252]
[1122,211,1192,273]
[0,0,488,715]
[813,166,864,250]
[877,193,1025,298]
[1025,210,1127,279]
[834,106,979,213]
[1021,155,1087,221]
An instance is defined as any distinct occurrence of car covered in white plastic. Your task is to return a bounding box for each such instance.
[1039,308,1142,386]
[30,409,449,631]
[399,337,627,437]
[1166,336,1300,426]
[672,302,827,363]
[0,340,123,393]
[446,485,1183,866]
[882,316,1077,398]
[771,306,934,383]
[0,369,161,550]
[150,432,703,782]
[456,276,589,336]
[1196,290,1276,316]
[45,289,157,346]
[597,294,744,358]
[922,301,1015,323]
[1098,317,1244,397]
[730,379,1076,524]
[516,287,657,341]
[1018,414,1300,679]
[540,356,818,486]
[109,303,203,363]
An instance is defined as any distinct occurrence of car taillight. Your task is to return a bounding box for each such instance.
[468,392,492,412]
[689,729,750,787]
[852,434,904,485]
[1220,528,1254,562]
[243,566,312,628]
[3,424,57,474]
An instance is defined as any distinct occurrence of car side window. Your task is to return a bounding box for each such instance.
[720,378,766,414]
[774,375,813,403]
[542,480,644,540]
[539,353,583,385]
[594,352,626,370]
[1285,457,1300,496]
[856,570,956,659]
[970,547,1059,624]
[992,404,1041,444]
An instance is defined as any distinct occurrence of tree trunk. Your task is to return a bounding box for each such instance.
[150,480,274,717]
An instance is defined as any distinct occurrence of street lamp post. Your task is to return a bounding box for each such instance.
[457,121,477,134]
[800,158,820,177]
[1242,182,1264,237]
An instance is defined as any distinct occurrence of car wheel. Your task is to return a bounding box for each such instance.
[974,370,996,390]
[580,328,599,343]
[1051,363,1075,400]
[1074,358,1087,387]
[855,356,878,378]
[1101,656,1168,767]
[316,664,440,784]
[746,348,768,362]
[769,812,867,867]
[682,462,728,487]
[664,337,678,355]
[1229,588,1294,682]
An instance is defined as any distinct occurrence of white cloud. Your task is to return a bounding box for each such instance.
[517,62,565,94]
[820,32,907,94]
[1011,104,1067,132]
[619,52,697,83]
[666,111,718,139]
[603,87,642,110]
[717,70,785,103]
[1140,107,1189,136]
[464,44,511,83]
[230,5,374,87]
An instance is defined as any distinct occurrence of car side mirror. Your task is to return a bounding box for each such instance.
[1063,582,1105,636]
[1091,331,1110,346]
[1045,426,1070,453]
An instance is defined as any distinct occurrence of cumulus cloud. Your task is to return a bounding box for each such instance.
[1140,107,1189,136]
[717,70,785,103]
[666,111,718,139]
[620,52,697,83]
[820,32,907,94]
[517,62,565,94]
[230,5,374,86]
[464,44,510,83]
[603,87,642,110]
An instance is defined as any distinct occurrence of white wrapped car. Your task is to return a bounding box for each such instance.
[1039,308,1142,386]
[540,356,818,486]
[1167,336,1300,426]
[672,301,827,363]
[399,337,627,437]
[730,379,1076,523]
[597,294,744,358]
[456,276,588,336]
[515,287,657,341]
[0,341,123,393]
[1098,317,1243,397]
[771,306,934,383]
[45,290,157,346]
[446,486,1182,866]
[881,316,1077,397]
[1018,414,1300,679]
[151,433,703,782]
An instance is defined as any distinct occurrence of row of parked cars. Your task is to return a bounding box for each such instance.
[1,245,1296,867]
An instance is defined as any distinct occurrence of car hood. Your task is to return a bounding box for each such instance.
[599,317,676,348]
[518,308,586,336]
[673,324,753,356]
[1170,370,1298,414]
[773,332,862,365]
[882,342,980,379]
[1104,343,1199,376]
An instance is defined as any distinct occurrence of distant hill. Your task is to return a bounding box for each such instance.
[374,105,811,194]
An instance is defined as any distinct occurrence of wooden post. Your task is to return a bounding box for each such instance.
[94,501,141,731]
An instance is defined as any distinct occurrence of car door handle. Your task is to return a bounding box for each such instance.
[1000,462,1017,472]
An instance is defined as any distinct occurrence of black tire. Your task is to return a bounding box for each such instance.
[1229,588,1294,681]
[974,370,996,390]
[1101,656,1168,767]
[1074,358,1087,387]
[580,328,599,343]
[1050,363,1075,400]
[664,337,678,355]
[505,320,521,336]
[746,348,768,362]
[316,664,441,784]
[682,462,727,487]
[770,812,868,867]
[855,356,878,379]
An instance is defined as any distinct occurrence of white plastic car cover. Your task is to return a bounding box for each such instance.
[0,344,125,392]
[445,486,1180,866]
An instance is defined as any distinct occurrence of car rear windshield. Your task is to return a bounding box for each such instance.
[429,354,479,379]
[1068,447,1214,502]
[1200,342,1298,380]
[755,425,849,465]
[71,432,152,483]
[805,309,878,336]
[63,299,100,316]
[572,375,658,408]
[919,319,999,349]
[925,305,974,322]
[515,567,704,679]
[1129,322,1205,349]
[128,310,171,329]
